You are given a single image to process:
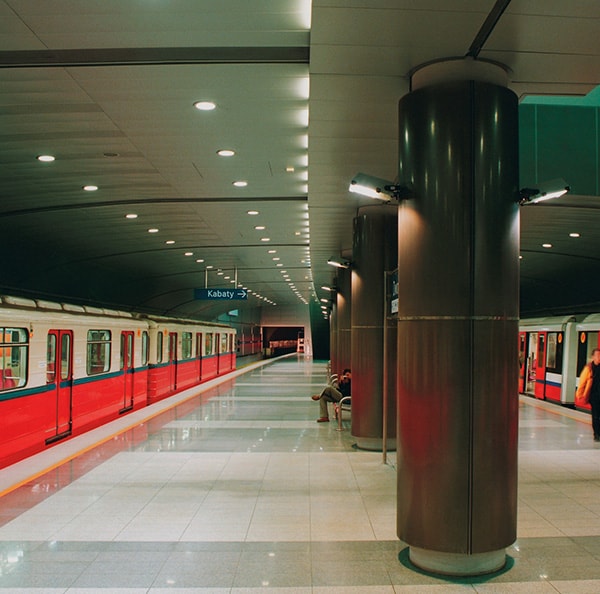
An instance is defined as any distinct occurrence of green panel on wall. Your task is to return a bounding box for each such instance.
[536,106,596,196]
[519,103,598,196]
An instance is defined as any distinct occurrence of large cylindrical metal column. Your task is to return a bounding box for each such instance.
[336,267,352,373]
[329,298,338,374]
[351,204,397,450]
[396,59,519,576]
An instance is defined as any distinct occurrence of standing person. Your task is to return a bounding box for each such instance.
[576,348,600,441]
[311,369,351,422]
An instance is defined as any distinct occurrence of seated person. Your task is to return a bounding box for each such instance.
[311,368,351,422]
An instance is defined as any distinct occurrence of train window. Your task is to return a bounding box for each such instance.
[86,330,111,375]
[141,331,149,366]
[157,332,164,363]
[46,334,57,383]
[545,332,564,373]
[60,333,71,380]
[221,334,228,354]
[205,333,213,355]
[182,332,192,359]
[537,334,546,368]
[0,327,28,391]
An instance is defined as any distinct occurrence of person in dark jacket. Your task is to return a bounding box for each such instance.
[311,368,351,422]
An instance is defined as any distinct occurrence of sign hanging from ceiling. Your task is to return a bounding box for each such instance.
[194,288,248,301]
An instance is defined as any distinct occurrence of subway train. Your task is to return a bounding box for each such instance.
[519,314,600,411]
[0,294,252,470]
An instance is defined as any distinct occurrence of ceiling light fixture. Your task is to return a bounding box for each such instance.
[83,185,98,192]
[233,180,248,187]
[193,101,216,111]
[37,154,55,162]
[349,172,412,202]
[519,178,570,205]
[217,149,235,157]
[327,257,351,269]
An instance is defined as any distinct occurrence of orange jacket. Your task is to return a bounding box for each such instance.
[576,363,593,405]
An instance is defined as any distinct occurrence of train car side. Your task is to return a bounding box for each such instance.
[0,296,236,469]
[519,314,600,411]
[146,318,236,404]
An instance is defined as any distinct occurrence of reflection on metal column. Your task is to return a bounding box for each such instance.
[396,61,519,576]
[351,204,398,451]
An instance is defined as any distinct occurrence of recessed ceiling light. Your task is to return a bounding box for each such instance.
[83,185,98,192]
[286,166,295,172]
[542,243,552,248]
[233,180,248,187]
[196,259,204,263]
[206,265,213,269]
[193,101,216,111]
[272,257,280,261]
[125,213,138,219]
[37,154,55,162]
[261,237,271,242]
[184,252,193,256]
[217,149,235,157]
[255,225,265,230]
[569,232,580,238]
[166,240,175,244]
[247,210,259,215]
[148,228,159,233]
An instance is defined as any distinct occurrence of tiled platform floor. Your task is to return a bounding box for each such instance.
[0,355,599,593]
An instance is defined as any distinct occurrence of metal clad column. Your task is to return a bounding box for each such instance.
[352,204,398,450]
[396,60,519,575]
[329,298,338,375]
[336,266,352,372]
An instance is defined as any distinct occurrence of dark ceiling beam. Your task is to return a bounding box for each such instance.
[0,196,307,218]
[465,0,512,58]
[0,46,309,68]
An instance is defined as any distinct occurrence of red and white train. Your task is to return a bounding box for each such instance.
[0,294,241,469]
[519,314,600,411]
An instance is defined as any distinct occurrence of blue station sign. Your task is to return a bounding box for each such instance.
[194,288,248,301]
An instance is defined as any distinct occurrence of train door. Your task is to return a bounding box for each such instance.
[534,332,547,399]
[168,332,178,391]
[525,332,538,395]
[215,332,221,374]
[120,331,134,413]
[196,332,203,381]
[45,330,73,444]
[518,332,527,393]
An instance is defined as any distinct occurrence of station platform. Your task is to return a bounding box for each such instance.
[0,354,599,592]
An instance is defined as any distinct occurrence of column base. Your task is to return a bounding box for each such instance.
[409,546,506,577]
